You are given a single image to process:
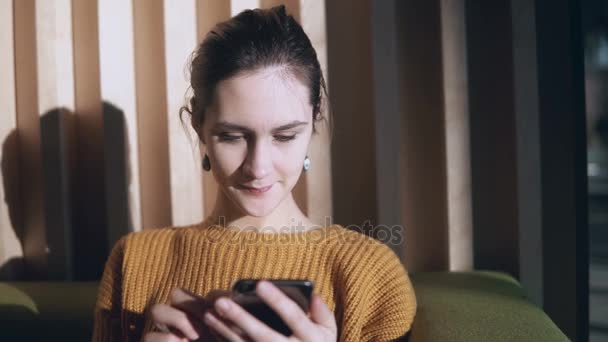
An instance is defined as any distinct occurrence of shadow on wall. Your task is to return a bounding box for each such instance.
[0,130,25,280]
[0,101,133,281]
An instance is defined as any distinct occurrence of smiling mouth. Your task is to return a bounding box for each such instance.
[237,184,273,194]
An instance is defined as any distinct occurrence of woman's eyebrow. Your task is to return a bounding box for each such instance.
[212,120,308,133]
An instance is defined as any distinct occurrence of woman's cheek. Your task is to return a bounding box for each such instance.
[210,144,246,177]
[276,146,306,178]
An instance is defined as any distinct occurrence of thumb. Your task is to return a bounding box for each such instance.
[309,293,337,330]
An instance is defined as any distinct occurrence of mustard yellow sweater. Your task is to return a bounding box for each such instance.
[92,218,417,341]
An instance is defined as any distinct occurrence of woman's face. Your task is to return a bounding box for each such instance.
[201,67,314,217]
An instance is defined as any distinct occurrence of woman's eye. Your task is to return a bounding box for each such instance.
[218,133,243,142]
[217,133,295,143]
[275,135,296,142]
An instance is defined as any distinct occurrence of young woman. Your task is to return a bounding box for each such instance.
[92,6,416,342]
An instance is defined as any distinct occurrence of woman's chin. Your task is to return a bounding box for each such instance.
[238,204,276,217]
[231,191,280,217]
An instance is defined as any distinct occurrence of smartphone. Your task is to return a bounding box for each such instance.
[231,279,314,336]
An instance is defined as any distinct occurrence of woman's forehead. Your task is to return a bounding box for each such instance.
[211,68,312,125]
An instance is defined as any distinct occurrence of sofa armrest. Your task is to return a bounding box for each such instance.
[0,281,98,340]
[408,271,569,342]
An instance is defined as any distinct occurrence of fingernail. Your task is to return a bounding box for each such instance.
[203,312,215,324]
[216,298,230,315]
[257,280,272,292]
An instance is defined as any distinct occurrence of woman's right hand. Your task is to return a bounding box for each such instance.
[144,288,231,342]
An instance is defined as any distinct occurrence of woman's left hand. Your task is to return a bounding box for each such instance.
[203,280,337,341]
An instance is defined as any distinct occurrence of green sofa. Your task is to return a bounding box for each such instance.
[408,272,568,341]
[0,271,568,341]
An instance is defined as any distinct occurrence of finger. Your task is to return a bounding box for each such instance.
[309,294,337,330]
[254,280,313,337]
[143,332,188,342]
[203,311,248,342]
[206,289,234,302]
[169,288,211,316]
[169,288,231,334]
[170,288,237,317]
[149,303,200,340]
[213,297,284,341]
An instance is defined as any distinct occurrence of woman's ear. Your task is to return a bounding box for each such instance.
[192,119,206,145]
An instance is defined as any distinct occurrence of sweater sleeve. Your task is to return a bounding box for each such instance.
[92,236,126,342]
[360,243,417,341]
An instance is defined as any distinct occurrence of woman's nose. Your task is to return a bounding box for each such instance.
[242,139,271,180]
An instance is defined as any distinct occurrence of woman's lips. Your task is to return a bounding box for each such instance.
[238,184,273,195]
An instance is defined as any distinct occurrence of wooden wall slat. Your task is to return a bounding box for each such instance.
[72,0,110,280]
[164,0,204,226]
[35,0,76,280]
[370,0,405,259]
[261,0,300,21]
[440,0,474,271]
[14,0,47,279]
[326,0,379,233]
[0,0,24,280]
[298,0,332,225]
[466,0,519,277]
[35,0,75,113]
[231,0,260,17]
[196,0,230,44]
[98,0,142,232]
[396,0,449,271]
[132,0,172,229]
[195,2,230,218]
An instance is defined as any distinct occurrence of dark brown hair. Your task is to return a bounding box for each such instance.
[180,5,331,138]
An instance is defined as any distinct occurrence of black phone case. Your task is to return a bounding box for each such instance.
[231,279,314,336]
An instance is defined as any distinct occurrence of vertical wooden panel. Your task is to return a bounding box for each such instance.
[72,0,109,280]
[370,0,405,258]
[396,0,449,271]
[164,0,204,226]
[296,0,332,225]
[132,0,172,229]
[440,0,474,271]
[14,0,47,279]
[466,0,519,277]
[99,0,142,232]
[261,0,300,21]
[195,0,230,45]
[35,0,76,279]
[326,0,378,231]
[195,1,230,217]
[35,0,75,112]
[231,0,260,16]
[0,0,24,279]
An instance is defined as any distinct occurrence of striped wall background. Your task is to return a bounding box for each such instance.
[0,0,495,283]
[0,0,333,280]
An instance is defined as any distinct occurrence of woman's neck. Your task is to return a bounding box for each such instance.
[209,191,318,233]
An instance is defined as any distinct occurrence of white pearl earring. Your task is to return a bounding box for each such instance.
[303,156,311,171]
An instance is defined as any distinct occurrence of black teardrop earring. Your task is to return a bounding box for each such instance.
[202,154,211,171]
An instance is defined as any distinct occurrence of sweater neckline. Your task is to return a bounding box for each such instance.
[196,216,342,244]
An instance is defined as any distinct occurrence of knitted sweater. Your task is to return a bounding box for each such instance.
[92,218,417,341]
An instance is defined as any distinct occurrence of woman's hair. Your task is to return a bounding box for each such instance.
[180,5,331,138]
